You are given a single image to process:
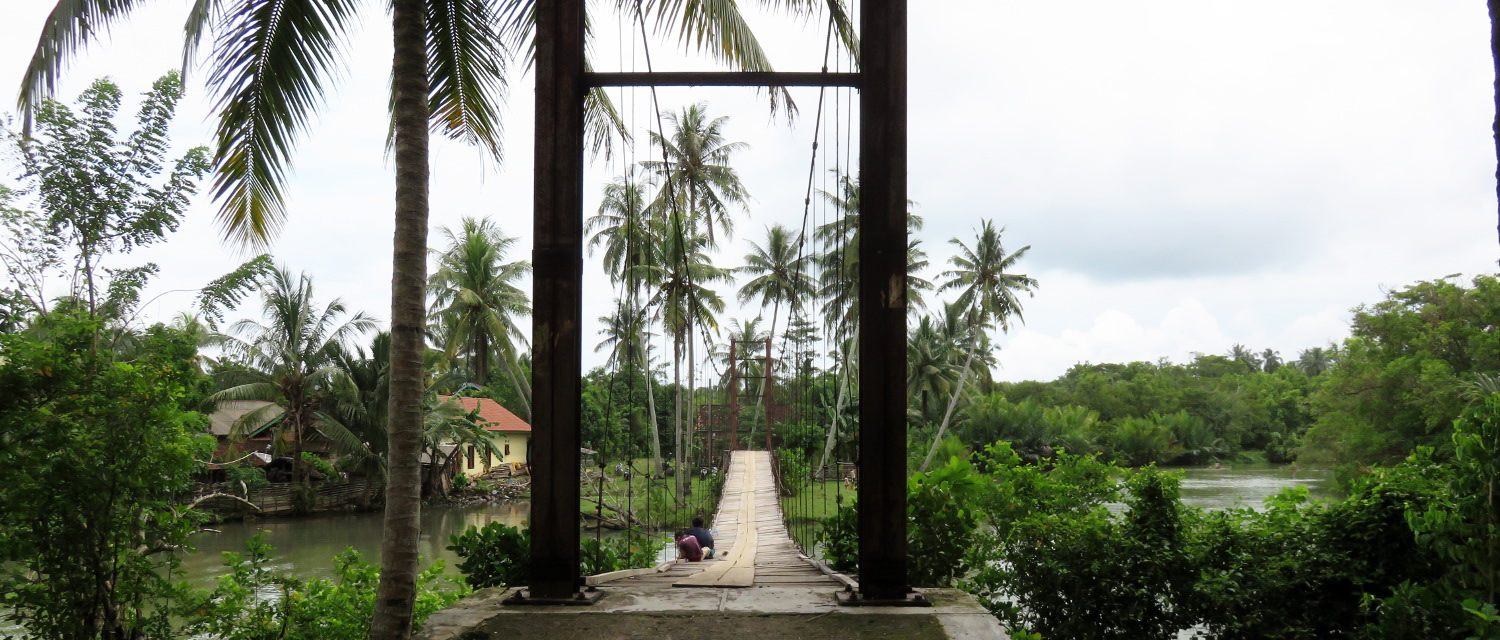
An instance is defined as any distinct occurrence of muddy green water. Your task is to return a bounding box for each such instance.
[181,462,1333,587]
[180,501,531,588]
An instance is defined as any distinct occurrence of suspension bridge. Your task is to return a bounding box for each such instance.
[599,450,840,589]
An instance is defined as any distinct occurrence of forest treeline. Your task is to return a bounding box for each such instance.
[939,274,1500,474]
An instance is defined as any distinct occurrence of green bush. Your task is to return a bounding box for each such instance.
[448,522,531,589]
[449,522,661,589]
[224,464,269,496]
[185,535,466,640]
[816,455,987,587]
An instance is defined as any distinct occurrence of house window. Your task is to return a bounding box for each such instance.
[467,445,475,469]
[504,443,511,456]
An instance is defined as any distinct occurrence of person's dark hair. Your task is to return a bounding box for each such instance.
[692,517,704,528]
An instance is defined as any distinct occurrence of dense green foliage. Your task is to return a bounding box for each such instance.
[185,536,466,640]
[447,522,659,589]
[0,312,213,638]
[821,395,1500,638]
[1303,275,1500,463]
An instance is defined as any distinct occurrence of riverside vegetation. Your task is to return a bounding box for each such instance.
[4,74,1500,638]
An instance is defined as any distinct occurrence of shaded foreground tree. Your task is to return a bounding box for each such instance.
[0,312,213,639]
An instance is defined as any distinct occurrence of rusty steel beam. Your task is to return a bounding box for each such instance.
[857,0,911,601]
[527,0,587,601]
[584,71,861,88]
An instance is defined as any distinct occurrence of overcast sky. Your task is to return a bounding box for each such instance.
[1,1,1495,383]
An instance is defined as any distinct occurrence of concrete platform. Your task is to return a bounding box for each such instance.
[414,585,1010,640]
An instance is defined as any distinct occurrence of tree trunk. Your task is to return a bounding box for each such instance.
[640,339,662,478]
[502,350,532,421]
[921,338,978,472]
[369,0,430,636]
[679,323,692,506]
[816,328,855,477]
[675,338,687,497]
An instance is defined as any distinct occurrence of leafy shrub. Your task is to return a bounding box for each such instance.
[816,455,988,587]
[580,535,662,576]
[775,447,810,496]
[224,464,269,496]
[185,534,466,640]
[450,522,661,589]
[300,452,341,482]
[448,522,531,588]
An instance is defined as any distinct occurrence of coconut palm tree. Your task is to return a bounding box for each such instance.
[327,331,393,487]
[596,298,663,475]
[1229,344,1262,372]
[643,103,750,245]
[738,224,811,354]
[1295,346,1333,376]
[921,220,1035,471]
[1261,348,1283,373]
[211,267,378,485]
[587,171,659,282]
[428,216,532,418]
[635,220,732,504]
[815,173,931,339]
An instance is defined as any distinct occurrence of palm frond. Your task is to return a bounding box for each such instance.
[205,0,359,249]
[19,0,152,132]
[423,0,509,163]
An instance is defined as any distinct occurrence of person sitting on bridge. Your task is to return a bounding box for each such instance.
[675,529,703,562]
[686,516,715,559]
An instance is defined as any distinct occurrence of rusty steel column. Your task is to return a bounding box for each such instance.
[857,0,910,601]
[528,0,586,601]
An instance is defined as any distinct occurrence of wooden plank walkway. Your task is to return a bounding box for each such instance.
[604,450,839,589]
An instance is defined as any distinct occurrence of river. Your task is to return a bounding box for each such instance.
[180,461,1333,587]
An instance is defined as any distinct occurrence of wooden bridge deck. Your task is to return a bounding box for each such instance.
[602,450,840,589]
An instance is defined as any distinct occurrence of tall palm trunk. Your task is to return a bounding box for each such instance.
[679,322,692,506]
[370,0,430,636]
[921,336,977,472]
[640,339,663,477]
[672,336,683,492]
[815,328,855,477]
[502,353,532,421]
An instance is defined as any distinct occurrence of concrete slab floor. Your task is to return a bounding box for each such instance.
[415,586,1010,640]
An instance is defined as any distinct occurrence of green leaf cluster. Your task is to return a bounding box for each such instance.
[184,534,467,640]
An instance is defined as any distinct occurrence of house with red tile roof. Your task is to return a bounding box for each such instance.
[439,395,531,478]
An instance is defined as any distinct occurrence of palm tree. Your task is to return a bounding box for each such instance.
[636,221,732,504]
[587,171,659,282]
[921,220,1035,471]
[738,224,811,352]
[643,103,750,245]
[596,298,663,475]
[815,173,932,339]
[1261,348,1283,373]
[211,267,378,485]
[907,313,960,425]
[22,0,853,632]
[428,216,532,418]
[1296,346,1333,376]
[420,394,503,498]
[327,331,393,490]
[1228,344,1262,372]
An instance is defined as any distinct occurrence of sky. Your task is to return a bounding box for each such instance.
[0,0,1495,383]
